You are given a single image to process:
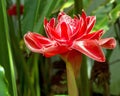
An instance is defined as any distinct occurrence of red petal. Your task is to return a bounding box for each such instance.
[24,33,42,49]
[61,22,69,40]
[49,18,56,28]
[74,15,79,19]
[80,29,104,40]
[71,18,81,36]
[44,18,52,38]
[81,10,96,34]
[58,12,66,21]
[81,10,87,20]
[75,18,87,39]
[44,18,48,26]
[44,46,68,57]
[29,32,52,44]
[99,38,116,49]
[61,50,82,77]
[46,24,60,39]
[44,18,57,39]
[24,32,53,52]
[24,32,69,57]
[72,40,105,62]
[71,22,81,40]
[24,32,53,48]
[86,16,96,33]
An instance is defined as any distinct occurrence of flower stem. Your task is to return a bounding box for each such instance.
[66,61,78,96]
[80,55,90,96]
[33,54,41,96]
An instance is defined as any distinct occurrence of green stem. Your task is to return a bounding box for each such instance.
[80,55,90,96]
[1,0,17,96]
[16,0,22,38]
[74,0,83,14]
[33,54,41,96]
[34,0,41,23]
[66,61,78,96]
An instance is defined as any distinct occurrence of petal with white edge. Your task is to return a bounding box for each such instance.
[72,40,105,62]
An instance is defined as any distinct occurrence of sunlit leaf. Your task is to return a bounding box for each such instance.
[0,65,10,96]
[93,3,120,31]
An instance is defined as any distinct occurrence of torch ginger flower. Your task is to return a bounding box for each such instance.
[24,11,116,61]
[24,10,116,65]
[24,11,116,96]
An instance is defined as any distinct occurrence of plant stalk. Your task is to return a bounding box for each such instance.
[74,0,83,14]
[66,61,78,96]
[33,54,41,96]
[80,55,90,96]
[16,0,22,38]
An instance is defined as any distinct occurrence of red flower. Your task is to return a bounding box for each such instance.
[24,11,116,62]
[7,4,24,16]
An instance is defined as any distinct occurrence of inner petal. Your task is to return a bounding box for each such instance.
[61,22,69,40]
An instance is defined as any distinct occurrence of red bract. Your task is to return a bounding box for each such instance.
[24,11,116,62]
[7,4,24,16]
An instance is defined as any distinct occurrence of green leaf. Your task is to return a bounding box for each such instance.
[33,0,58,33]
[93,3,120,31]
[109,4,120,23]
[22,0,41,36]
[86,0,109,15]
[0,65,10,96]
[53,0,65,13]
[8,14,38,96]
[0,0,17,96]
